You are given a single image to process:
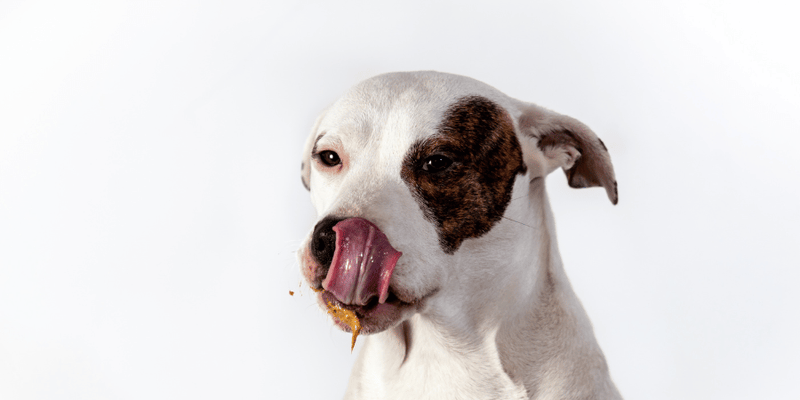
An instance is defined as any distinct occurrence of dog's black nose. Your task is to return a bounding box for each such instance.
[310,216,344,280]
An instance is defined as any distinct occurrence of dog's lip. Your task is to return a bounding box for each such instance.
[319,288,409,318]
[317,286,429,335]
[313,282,434,311]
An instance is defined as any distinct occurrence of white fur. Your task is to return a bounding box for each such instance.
[299,71,621,400]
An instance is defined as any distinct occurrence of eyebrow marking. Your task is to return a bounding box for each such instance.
[311,131,327,154]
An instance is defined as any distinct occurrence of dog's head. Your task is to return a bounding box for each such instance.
[297,71,616,336]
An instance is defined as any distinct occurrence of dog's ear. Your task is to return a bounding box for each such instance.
[301,110,328,191]
[517,105,618,205]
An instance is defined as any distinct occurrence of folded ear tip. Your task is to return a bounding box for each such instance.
[607,181,618,205]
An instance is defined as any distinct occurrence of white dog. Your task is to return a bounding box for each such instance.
[298,71,622,400]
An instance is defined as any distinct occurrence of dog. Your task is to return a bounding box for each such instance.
[297,71,622,400]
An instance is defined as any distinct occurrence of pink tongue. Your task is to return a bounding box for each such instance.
[321,218,402,306]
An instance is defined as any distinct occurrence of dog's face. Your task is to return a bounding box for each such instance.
[298,71,617,336]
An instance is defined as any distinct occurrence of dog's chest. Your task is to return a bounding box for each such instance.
[344,318,528,400]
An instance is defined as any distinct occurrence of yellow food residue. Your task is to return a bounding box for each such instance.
[326,301,361,351]
[288,290,294,296]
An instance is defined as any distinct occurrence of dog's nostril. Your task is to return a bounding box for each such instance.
[311,216,344,270]
[314,237,327,253]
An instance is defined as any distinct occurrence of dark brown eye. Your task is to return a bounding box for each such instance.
[317,150,341,167]
[422,155,453,173]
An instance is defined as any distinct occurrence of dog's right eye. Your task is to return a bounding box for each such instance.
[421,155,453,173]
[317,150,341,167]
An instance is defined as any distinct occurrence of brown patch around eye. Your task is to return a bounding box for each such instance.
[401,96,526,254]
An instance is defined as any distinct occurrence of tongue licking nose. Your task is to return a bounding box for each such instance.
[321,218,402,306]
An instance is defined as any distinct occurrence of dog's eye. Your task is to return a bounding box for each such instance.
[317,150,341,167]
[422,155,453,173]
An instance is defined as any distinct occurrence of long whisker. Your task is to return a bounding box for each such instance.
[510,193,530,202]
[501,216,535,230]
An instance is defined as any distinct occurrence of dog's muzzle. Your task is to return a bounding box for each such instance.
[310,217,402,306]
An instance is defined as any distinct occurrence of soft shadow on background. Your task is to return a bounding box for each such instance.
[1,1,798,399]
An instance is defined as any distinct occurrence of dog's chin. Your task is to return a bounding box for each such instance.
[318,290,418,335]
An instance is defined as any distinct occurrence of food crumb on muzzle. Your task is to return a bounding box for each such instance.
[326,301,361,351]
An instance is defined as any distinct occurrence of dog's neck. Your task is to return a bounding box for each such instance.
[344,177,619,400]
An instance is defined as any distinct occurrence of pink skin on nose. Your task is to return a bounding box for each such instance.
[321,218,402,306]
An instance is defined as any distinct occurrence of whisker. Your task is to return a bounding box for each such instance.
[510,194,530,202]
[502,216,535,230]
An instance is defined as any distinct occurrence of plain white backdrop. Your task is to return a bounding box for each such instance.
[1,0,798,399]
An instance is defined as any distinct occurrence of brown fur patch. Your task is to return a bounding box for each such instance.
[401,96,526,253]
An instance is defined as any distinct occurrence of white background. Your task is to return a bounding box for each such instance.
[1,1,799,399]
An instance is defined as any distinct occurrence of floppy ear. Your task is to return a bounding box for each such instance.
[517,104,618,205]
[300,110,328,191]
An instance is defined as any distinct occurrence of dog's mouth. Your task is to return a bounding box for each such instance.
[317,287,418,345]
[311,217,419,346]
